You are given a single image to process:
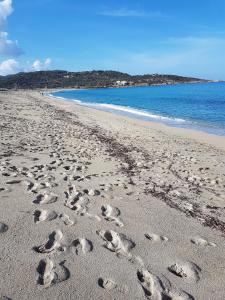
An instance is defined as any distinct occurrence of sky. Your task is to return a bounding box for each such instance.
[0,0,225,79]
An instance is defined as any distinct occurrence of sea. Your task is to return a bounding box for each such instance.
[49,82,225,136]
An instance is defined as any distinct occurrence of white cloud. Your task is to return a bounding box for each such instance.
[0,58,19,75]
[31,58,52,71]
[45,58,51,65]
[0,57,52,75]
[0,0,23,57]
[0,1,53,74]
[0,0,13,27]
[101,9,165,18]
[0,31,23,56]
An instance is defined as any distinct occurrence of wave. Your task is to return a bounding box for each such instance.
[47,93,82,103]
[47,92,187,125]
[95,103,186,123]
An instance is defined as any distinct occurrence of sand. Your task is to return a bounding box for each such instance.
[0,90,225,300]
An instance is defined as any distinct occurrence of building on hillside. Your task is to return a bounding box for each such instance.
[115,80,128,86]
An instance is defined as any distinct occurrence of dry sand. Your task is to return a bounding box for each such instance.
[0,90,225,300]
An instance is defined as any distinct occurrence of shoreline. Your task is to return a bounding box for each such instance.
[47,89,225,148]
[1,90,225,299]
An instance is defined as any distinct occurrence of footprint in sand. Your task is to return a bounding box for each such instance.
[72,238,93,255]
[137,269,194,300]
[37,258,70,288]
[6,179,21,185]
[98,278,129,295]
[33,192,58,205]
[101,204,124,227]
[30,181,57,193]
[65,192,89,215]
[59,213,75,226]
[87,189,100,196]
[191,236,216,247]
[56,260,71,283]
[98,278,117,291]
[33,209,58,224]
[64,186,85,206]
[97,229,135,257]
[34,230,63,253]
[71,175,91,182]
[64,185,77,199]
[137,269,163,299]
[22,180,35,192]
[0,222,8,233]
[1,172,10,177]
[144,233,168,243]
[168,261,201,282]
[63,165,72,171]
[37,258,56,288]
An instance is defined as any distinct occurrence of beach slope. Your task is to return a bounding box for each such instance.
[0,91,225,299]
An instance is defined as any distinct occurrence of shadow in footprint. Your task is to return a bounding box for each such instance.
[72,238,93,255]
[56,260,70,283]
[33,193,58,205]
[0,222,8,233]
[137,270,153,298]
[37,258,56,288]
[34,210,58,223]
[33,194,44,204]
[101,204,124,227]
[34,230,62,253]
[168,261,201,282]
[97,230,135,257]
[98,277,117,291]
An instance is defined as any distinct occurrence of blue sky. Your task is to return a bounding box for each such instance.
[0,0,225,79]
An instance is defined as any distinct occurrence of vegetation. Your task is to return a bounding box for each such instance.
[0,70,208,89]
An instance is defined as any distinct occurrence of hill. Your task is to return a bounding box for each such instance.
[0,70,209,89]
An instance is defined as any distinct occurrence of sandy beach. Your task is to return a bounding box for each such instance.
[1,90,225,300]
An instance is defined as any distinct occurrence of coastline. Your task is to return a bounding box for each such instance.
[47,89,225,149]
[43,79,224,92]
[1,90,225,299]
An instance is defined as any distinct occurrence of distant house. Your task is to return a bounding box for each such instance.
[115,80,128,86]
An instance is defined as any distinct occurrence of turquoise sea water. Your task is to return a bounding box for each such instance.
[50,82,225,136]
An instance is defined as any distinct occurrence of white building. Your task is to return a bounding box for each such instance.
[115,80,128,86]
